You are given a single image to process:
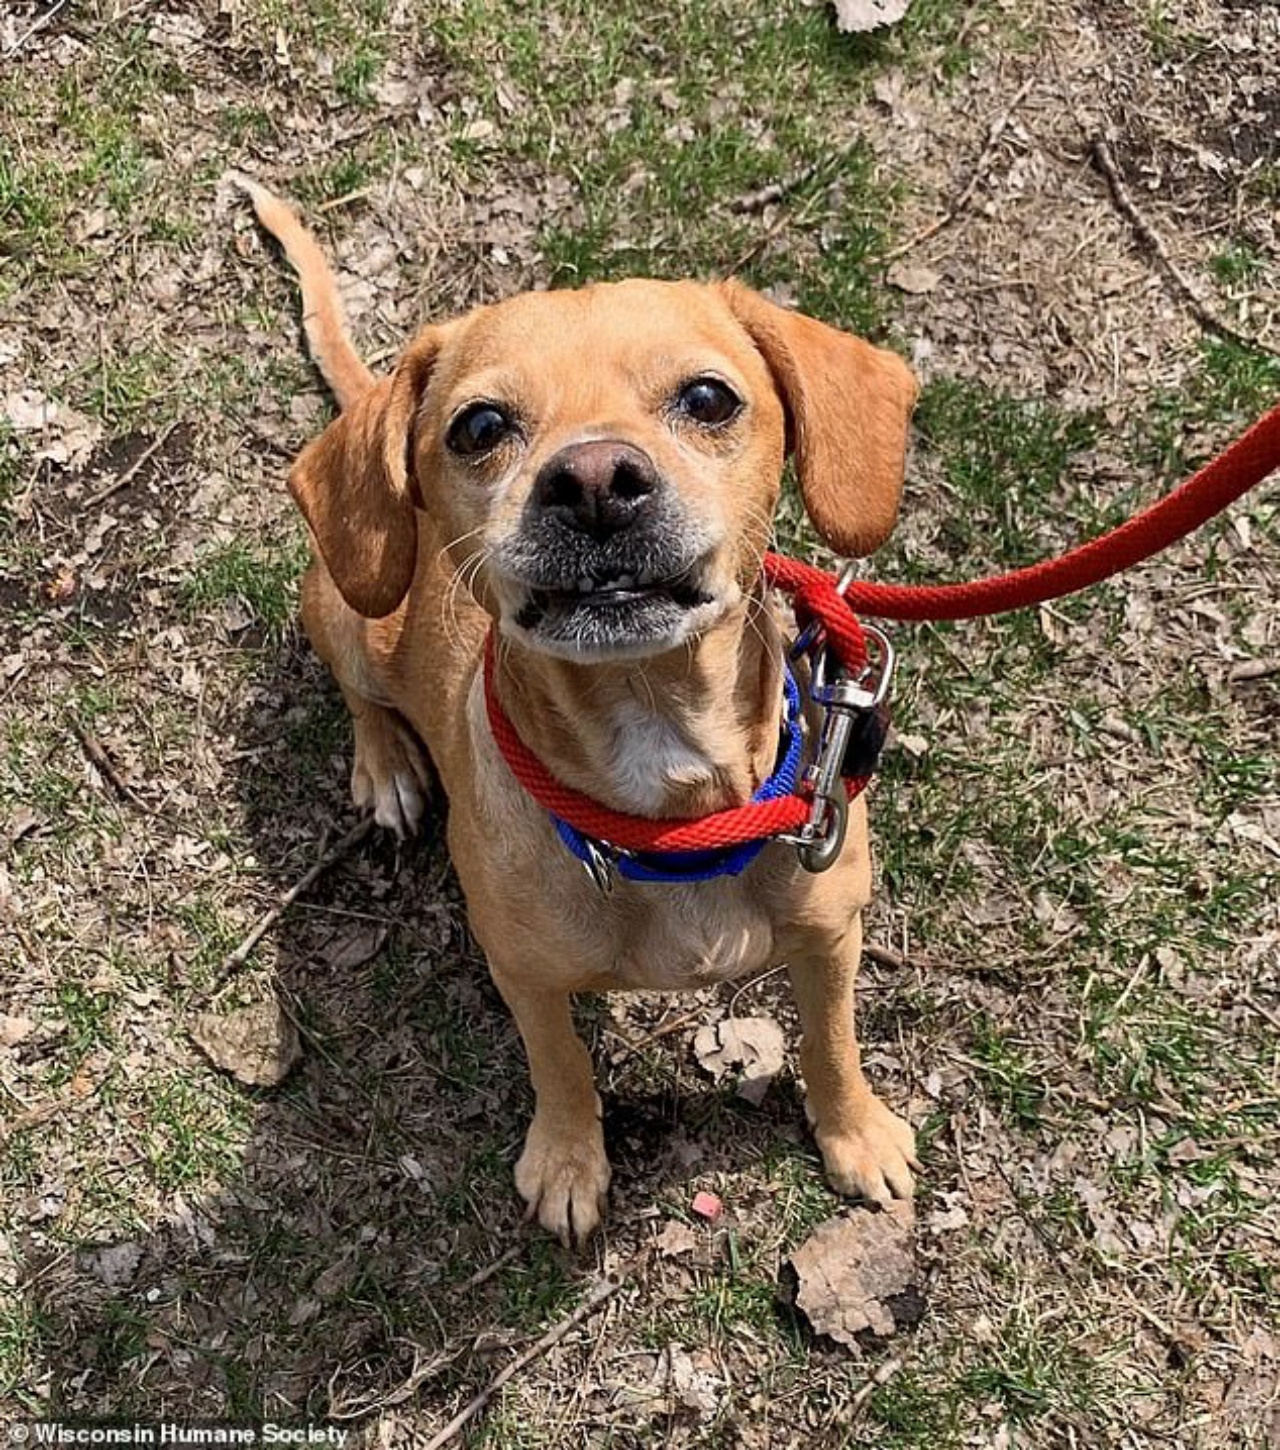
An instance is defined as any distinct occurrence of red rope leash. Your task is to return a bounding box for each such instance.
[486,402,1280,857]
[794,401,1280,622]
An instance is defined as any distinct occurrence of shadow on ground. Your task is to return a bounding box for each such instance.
[19,632,822,1422]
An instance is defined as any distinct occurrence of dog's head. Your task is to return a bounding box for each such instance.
[290,280,917,660]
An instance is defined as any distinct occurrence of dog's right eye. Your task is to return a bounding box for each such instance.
[447,404,514,456]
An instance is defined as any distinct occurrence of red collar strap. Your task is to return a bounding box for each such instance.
[482,559,876,869]
[483,401,1280,878]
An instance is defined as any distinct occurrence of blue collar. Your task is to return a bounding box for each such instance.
[551,661,805,884]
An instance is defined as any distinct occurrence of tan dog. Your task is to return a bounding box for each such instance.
[241,179,919,1243]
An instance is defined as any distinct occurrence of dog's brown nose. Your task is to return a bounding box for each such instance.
[533,440,660,540]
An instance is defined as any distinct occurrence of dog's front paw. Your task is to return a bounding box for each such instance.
[515,1111,611,1246]
[351,710,430,837]
[816,1096,918,1207]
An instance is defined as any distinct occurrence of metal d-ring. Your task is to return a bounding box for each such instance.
[795,792,849,873]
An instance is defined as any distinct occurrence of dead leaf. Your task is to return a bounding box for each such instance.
[886,261,940,294]
[190,998,301,1087]
[788,1204,920,1344]
[4,388,57,431]
[693,1016,785,1104]
[319,923,388,970]
[833,0,914,34]
[656,1220,699,1257]
[0,1014,35,1048]
[81,1239,144,1288]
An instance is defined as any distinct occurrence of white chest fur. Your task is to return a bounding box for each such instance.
[605,699,718,816]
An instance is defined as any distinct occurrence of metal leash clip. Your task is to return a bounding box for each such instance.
[783,612,896,875]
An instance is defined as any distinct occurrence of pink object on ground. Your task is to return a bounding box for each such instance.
[691,1191,724,1221]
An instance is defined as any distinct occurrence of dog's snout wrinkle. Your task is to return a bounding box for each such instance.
[533,440,660,542]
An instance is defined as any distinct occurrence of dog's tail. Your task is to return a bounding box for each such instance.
[228,172,374,411]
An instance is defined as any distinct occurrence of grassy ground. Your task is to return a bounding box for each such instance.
[2,0,1277,1445]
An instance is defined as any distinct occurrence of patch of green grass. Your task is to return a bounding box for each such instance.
[172,899,252,982]
[969,1015,1047,1129]
[912,380,1103,564]
[292,146,390,206]
[867,1367,964,1448]
[497,1239,578,1327]
[685,1269,780,1337]
[0,1296,53,1409]
[0,140,55,237]
[78,347,177,430]
[182,535,308,637]
[218,104,278,145]
[139,1072,252,1195]
[1133,338,1280,477]
[53,979,119,1076]
[959,1304,1114,1426]
[0,422,26,550]
[1142,2,1212,61]
[1210,240,1267,289]
[438,0,928,303]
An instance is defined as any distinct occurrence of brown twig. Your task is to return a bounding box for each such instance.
[725,142,860,274]
[1088,134,1279,358]
[71,721,146,809]
[422,1265,633,1450]
[862,942,910,971]
[1228,658,1280,684]
[209,816,377,991]
[1241,993,1280,1034]
[851,1353,905,1412]
[728,159,825,216]
[3,0,71,59]
[608,1005,705,1064]
[316,188,372,214]
[83,420,180,509]
[452,1243,525,1293]
[884,74,1037,262]
[863,941,948,973]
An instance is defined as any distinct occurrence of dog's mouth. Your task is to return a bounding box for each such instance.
[507,564,722,659]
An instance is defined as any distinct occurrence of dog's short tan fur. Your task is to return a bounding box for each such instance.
[245,180,920,1243]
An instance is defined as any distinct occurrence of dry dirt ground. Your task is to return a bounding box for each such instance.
[1,0,1278,1446]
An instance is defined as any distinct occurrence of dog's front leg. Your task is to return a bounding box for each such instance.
[490,969,611,1244]
[788,920,918,1206]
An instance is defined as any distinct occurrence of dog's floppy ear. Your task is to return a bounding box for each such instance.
[288,333,439,618]
[719,281,917,556]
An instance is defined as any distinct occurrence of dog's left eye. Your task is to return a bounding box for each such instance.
[674,377,742,427]
[447,403,515,456]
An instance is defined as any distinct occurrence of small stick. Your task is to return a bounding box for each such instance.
[452,1243,524,1294]
[608,1006,704,1063]
[211,816,376,988]
[851,1354,905,1412]
[316,188,371,214]
[1228,658,1280,684]
[3,0,71,59]
[1242,993,1280,1034]
[422,1266,632,1450]
[863,941,910,971]
[726,142,859,274]
[1088,135,1278,358]
[84,420,180,508]
[884,74,1037,262]
[863,941,946,973]
[729,159,824,216]
[71,721,145,809]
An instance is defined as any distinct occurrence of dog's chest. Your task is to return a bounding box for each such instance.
[604,873,779,990]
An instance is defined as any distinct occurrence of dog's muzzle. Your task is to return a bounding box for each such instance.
[496,440,723,657]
